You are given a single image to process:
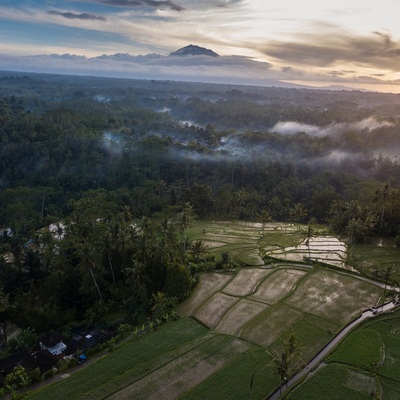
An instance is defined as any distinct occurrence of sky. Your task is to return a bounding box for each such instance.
[1,0,400,92]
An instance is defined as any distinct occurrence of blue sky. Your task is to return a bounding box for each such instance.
[1,1,400,92]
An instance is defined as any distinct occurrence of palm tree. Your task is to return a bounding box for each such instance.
[258,209,271,234]
[6,242,26,276]
[190,240,207,263]
[103,227,117,285]
[375,181,394,232]
[159,218,179,262]
[121,205,133,222]
[116,223,137,269]
[268,331,301,397]
[176,203,193,254]
[76,239,104,302]
[346,218,366,244]
[125,260,148,288]
[290,203,307,230]
[0,283,13,349]
[135,217,155,266]
[155,179,167,197]
[305,223,314,260]
[235,188,249,219]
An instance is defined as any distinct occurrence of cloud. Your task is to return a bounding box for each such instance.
[215,0,245,8]
[262,31,400,71]
[47,10,106,21]
[281,66,304,77]
[3,49,400,92]
[0,52,281,87]
[100,0,185,11]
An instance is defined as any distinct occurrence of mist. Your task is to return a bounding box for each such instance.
[271,117,393,136]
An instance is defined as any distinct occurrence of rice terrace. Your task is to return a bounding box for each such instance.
[26,221,400,400]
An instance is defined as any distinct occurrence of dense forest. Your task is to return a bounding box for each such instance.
[1,71,400,356]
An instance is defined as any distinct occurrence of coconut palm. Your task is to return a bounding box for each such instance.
[268,331,302,397]
[290,203,308,230]
[258,209,272,233]
[75,239,104,301]
[375,181,394,232]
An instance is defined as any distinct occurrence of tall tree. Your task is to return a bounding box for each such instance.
[75,239,104,302]
[375,181,394,232]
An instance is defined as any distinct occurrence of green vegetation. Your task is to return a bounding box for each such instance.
[269,319,332,363]
[1,73,400,399]
[26,318,257,400]
[286,364,379,400]
[184,264,381,348]
[327,329,382,370]
[378,334,400,381]
[27,318,210,399]
[188,220,305,265]
[350,243,400,284]
[288,310,400,399]
[179,347,279,400]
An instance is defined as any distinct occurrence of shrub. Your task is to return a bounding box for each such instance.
[29,367,42,384]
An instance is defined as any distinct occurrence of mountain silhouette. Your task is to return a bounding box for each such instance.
[169,44,219,57]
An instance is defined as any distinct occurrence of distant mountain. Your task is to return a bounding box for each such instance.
[169,44,219,57]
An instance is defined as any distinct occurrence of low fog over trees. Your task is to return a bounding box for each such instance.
[0,72,400,349]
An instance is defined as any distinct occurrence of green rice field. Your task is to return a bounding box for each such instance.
[25,221,400,400]
[288,310,400,400]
